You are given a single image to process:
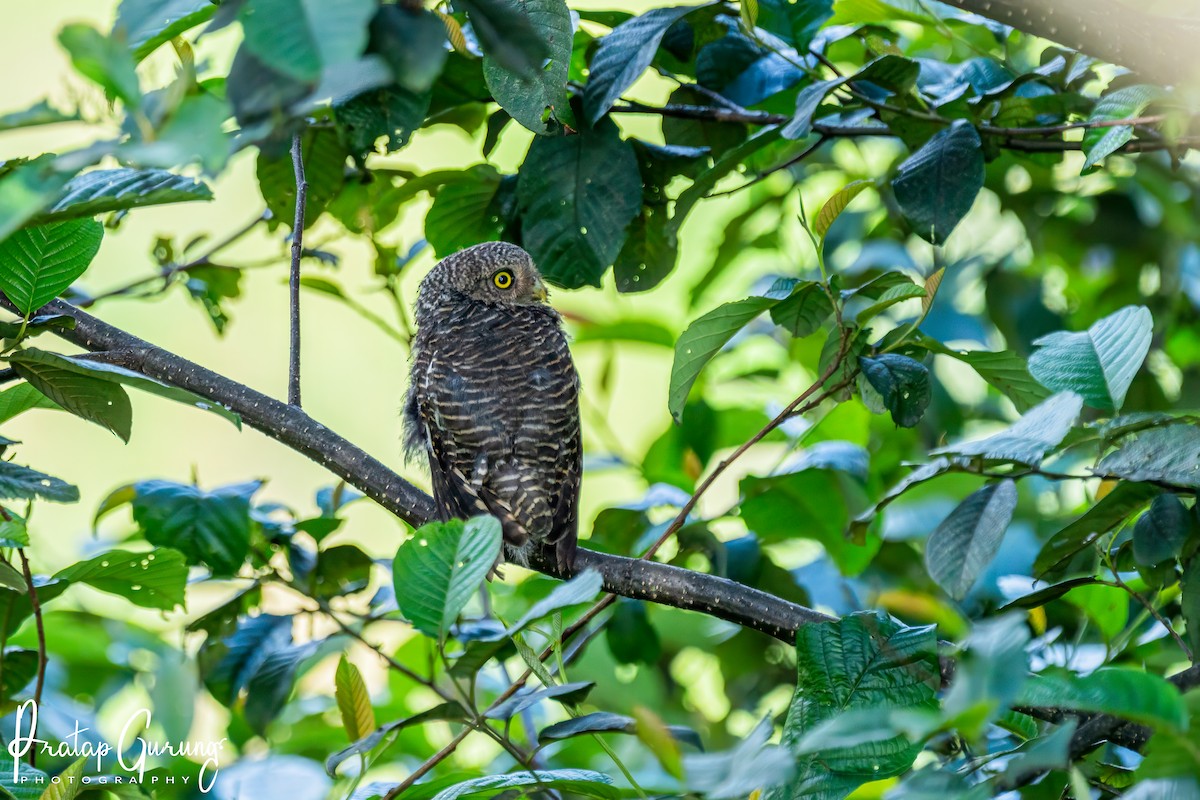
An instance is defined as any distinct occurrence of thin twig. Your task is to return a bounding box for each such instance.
[289,133,307,407]
[17,550,44,768]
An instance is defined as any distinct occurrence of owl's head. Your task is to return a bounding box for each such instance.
[420,242,549,308]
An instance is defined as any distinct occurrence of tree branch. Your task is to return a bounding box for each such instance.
[288,133,307,407]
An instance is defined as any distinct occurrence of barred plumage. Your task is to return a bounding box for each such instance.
[403,242,581,570]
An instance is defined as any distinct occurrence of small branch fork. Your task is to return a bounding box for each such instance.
[288,132,307,407]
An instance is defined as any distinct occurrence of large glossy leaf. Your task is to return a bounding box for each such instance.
[9,349,240,428]
[668,297,775,423]
[1034,481,1162,575]
[31,168,214,225]
[430,770,618,800]
[392,517,502,640]
[933,392,1083,465]
[1095,424,1200,489]
[11,351,132,441]
[239,0,374,83]
[0,461,79,503]
[0,219,103,315]
[126,480,260,576]
[483,0,572,134]
[583,5,706,124]
[1019,668,1186,731]
[517,118,641,288]
[891,120,983,244]
[424,166,509,257]
[1027,305,1152,412]
[924,481,1017,600]
[114,0,217,61]
[458,0,549,79]
[54,548,187,610]
[1082,85,1166,171]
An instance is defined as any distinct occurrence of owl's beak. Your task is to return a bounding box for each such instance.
[531,278,549,303]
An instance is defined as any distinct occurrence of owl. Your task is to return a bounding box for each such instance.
[403,242,581,571]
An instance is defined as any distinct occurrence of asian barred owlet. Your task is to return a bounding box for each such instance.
[404,242,581,571]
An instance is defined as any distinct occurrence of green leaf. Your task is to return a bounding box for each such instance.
[668,297,776,423]
[0,461,78,503]
[539,711,702,749]
[392,517,502,640]
[0,512,31,548]
[204,613,293,705]
[429,770,618,800]
[942,614,1030,734]
[613,206,678,293]
[0,753,47,800]
[780,611,938,782]
[1082,85,1166,171]
[484,680,594,720]
[1027,305,1153,412]
[928,345,1051,412]
[326,703,470,777]
[31,168,213,225]
[9,349,240,428]
[11,353,132,442]
[37,757,87,800]
[1018,668,1187,731]
[257,128,348,228]
[58,24,142,108]
[335,655,376,743]
[756,0,833,51]
[1095,424,1200,490]
[583,4,705,124]
[114,0,218,61]
[924,481,1017,600]
[369,7,448,94]
[1133,494,1193,567]
[0,383,61,424]
[504,569,603,636]
[855,281,926,324]
[243,639,321,734]
[782,78,843,140]
[1182,554,1200,661]
[239,0,374,83]
[0,156,74,245]
[814,180,873,239]
[517,117,641,288]
[0,219,103,315]
[119,93,232,175]
[892,120,983,244]
[335,86,431,158]
[1034,481,1163,576]
[0,100,78,132]
[933,392,1083,465]
[425,166,509,257]
[606,599,660,665]
[54,548,187,610]
[483,0,572,134]
[130,480,259,576]
[859,354,931,428]
[458,0,550,79]
[769,280,833,337]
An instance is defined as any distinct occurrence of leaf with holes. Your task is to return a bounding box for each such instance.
[1027,305,1152,412]
[392,517,502,640]
[114,0,217,61]
[31,168,213,225]
[11,352,131,441]
[239,0,374,83]
[335,655,376,743]
[934,392,1083,465]
[0,219,102,315]
[0,461,79,503]
[583,5,707,124]
[892,120,983,244]
[859,354,931,428]
[484,0,572,134]
[925,481,1017,600]
[54,548,187,610]
[669,296,776,423]
[517,117,641,288]
[10,349,240,428]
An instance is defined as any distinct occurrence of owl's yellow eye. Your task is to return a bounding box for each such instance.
[493,270,514,289]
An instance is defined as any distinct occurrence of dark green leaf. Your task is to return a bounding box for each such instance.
[517,117,641,288]
[58,24,142,108]
[0,461,79,503]
[769,280,833,337]
[1133,494,1193,567]
[583,5,705,124]
[257,128,348,227]
[131,480,259,576]
[392,517,502,640]
[114,0,218,61]
[1034,481,1162,575]
[369,7,447,94]
[244,639,321,733]
[859,354,931,428]
[933,392,1083,465]
[0,219,103,315]
[424,166,508,257]
[54,548,187,610]
[32,168,214,225]
[11,352,132,441]
[756,0,833,51]
[484,0,572,134]
[612,206,677,293]
[606,599,660,665]
[504,569,603,635]
[539,711,703,749]
[892,120,983,244]
[326,703,470,776]
[0,156,74,244]
[1018,668,1186,731]
[204,613,293,704]
[924,481,1017,600]
[459,0,549,78]
[782,78,842,140]
[335,86,431,158]
[485,681,594,720]
[1182,554,1200,660]
[668,297,775,422]
[239,0,374,83]
[1027,305,1152,412]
